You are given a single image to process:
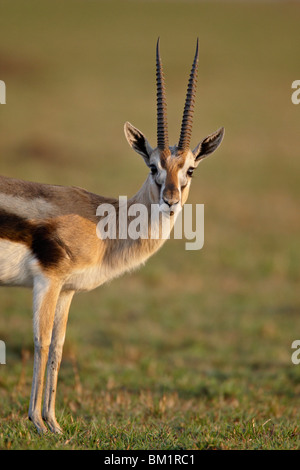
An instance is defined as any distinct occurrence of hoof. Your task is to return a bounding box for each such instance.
[29,414,48,435]
[42,414,63,434]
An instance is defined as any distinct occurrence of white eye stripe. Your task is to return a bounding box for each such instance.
[156,169,166,186]
[149,154,163,170]
[178,167,191,187]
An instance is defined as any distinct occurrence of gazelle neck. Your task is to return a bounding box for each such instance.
[127,175,178,243]
[99,176,177,280]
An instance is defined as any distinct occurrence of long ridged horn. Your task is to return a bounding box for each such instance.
[178,39,199,151]
[156,38,169,150]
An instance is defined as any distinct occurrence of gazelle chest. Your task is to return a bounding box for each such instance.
[63,264,107,292]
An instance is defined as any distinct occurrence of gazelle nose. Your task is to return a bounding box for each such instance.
[163,197,179,207]
[162,185,180,207]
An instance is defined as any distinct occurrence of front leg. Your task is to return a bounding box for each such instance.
[42,290,74,434]
[28,274,62,434]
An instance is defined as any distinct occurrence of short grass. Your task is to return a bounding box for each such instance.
[0,0,300,450]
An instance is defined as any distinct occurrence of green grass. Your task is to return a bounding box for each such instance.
[0,0,300,450]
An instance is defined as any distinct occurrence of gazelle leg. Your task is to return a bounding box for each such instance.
[28,275,62,434]
[42,290,74,433]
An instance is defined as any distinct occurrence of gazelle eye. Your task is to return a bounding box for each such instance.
[150,165,158,175]
[187,167,195,177]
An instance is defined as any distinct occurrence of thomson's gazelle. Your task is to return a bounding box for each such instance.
[0,39,224,434]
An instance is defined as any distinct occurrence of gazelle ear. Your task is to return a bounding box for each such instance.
[124,122,153,167]
[193,127,225,163]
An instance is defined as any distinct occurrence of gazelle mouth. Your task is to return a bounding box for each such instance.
[160,202,178,217]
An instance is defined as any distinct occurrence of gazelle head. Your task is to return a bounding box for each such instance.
[124,38,224,216]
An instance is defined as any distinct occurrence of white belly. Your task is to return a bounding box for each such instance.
[0,240,34,287]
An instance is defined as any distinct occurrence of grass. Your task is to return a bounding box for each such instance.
[0,0,300,450]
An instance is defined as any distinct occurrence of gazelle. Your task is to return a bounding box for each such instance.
[0,39,224,434]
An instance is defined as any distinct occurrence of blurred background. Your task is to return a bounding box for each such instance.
[0,0,299,449]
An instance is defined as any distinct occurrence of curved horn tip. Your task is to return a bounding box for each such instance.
[156,37,161,54]
[195,38,199,60]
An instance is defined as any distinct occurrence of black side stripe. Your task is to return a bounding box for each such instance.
[0,210,72,268]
